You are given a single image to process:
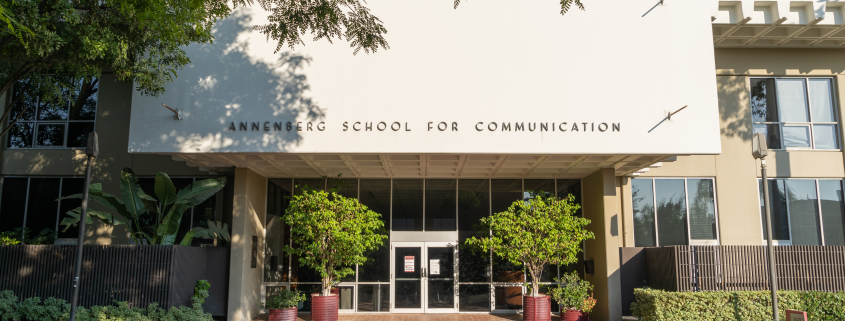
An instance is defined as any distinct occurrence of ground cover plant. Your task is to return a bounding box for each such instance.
[631,288,845,321]
[0,280,213,321]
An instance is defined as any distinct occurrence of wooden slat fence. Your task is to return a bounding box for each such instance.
[0,245,227,315]
[647,245,845,292]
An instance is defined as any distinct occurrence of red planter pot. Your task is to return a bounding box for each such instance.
[523,295,551,321]
[561,309,589,321]
[311,293,339,321]
[268,308,297,321]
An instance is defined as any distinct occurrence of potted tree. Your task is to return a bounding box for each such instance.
[550,272,595,321]
[465,193,594,321]
[262,288,306,321]
[284,180,387,321]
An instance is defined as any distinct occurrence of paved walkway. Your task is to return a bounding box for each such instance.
[253,314,563,321]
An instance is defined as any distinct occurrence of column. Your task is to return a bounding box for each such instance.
[581,168,622,321]
[227,168,267,321]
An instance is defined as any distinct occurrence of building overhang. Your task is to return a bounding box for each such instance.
[172,153,676,178]
[712,0,845,48]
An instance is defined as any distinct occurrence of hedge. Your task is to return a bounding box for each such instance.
[631,288,845,321]
[0,281,213,321]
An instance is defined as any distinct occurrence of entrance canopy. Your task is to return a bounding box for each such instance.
[173,153,672,178]
[129,0,720,164]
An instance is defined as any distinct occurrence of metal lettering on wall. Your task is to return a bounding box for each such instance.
[226,121,622,133]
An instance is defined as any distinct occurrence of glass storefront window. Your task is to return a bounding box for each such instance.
[261,178,584,313]
[494,287,522,310]
[425,179,456,231]
[393,179,423,231]
[819,180,845,246]
[357,284,389,312]
[750,77,839,150]
[758,178,845,246]
[265,179,291,282]
[524,179,554,200]
[458,285,489,312]
[632,178,719,246]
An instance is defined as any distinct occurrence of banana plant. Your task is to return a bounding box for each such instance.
[58,168,229,245]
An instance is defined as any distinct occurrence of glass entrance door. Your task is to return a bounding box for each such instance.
[390,242,457,313]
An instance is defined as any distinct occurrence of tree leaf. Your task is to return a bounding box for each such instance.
[156,202,191,245]
[180,230,196,246]
[119,168,148,220]
[175,177,226,206]
[154,172,177,206]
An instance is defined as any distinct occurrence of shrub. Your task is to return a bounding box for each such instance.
[0,280,214,321]
[549,272,595,312]
[631,288,845,321]
[261,288,306,310]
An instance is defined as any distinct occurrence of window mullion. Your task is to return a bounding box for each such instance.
[816,180,826,246]
[783,179,794,244]
[683,179,692,245]
[652,179,659,247]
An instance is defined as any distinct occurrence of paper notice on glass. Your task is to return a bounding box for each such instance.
[404,256,414,272]
[429,259,440,275]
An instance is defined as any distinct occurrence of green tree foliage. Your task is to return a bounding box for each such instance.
[631,288,845,321]
[284,182,387,296]
[58,168,229,245]
[464,193,594,297]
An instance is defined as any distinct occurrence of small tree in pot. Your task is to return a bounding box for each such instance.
[284,181,387,321]
[261,288,306,321]
[550,272,596,321]
[464,193,594,321]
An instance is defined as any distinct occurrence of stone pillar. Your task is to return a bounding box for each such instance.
[227,168,267,321]
[581,168,622,321]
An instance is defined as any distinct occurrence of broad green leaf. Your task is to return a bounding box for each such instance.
[156,202,191,245]
[175,177,226,206]
[154,172,177,206]
[120,168,148,220]
[59,208,123,232]
[180,230,196,246]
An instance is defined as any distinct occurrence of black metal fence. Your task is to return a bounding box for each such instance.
[0,245,229,316]
[644,245,845,292]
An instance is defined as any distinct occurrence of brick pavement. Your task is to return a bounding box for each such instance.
[252,313,563,321]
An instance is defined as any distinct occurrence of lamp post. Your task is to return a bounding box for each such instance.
[69,132,98,321]
[752,133,779,321]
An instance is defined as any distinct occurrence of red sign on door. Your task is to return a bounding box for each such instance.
[404,256,414,272]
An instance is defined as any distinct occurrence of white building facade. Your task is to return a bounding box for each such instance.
[3,1,845,320]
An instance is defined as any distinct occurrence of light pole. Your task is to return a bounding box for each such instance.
[752,133,779,321]
[69,132,98,321]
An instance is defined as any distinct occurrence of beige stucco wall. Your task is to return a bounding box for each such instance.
[582,168,622,321]
[227,168,266,321]
[637,49,845,246]
[0,74,211,244]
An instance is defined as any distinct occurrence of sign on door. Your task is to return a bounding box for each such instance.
[429,259,440,275]
[404,256,414,272]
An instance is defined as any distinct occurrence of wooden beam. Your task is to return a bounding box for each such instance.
[488,155,509,177]
[523,156,550,177]
[297,155,326,176]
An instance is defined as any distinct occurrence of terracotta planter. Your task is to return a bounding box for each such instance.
[561,309,589,321]
[268,308,297,321]
[523,295,551,321]
[311,293,339,321]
